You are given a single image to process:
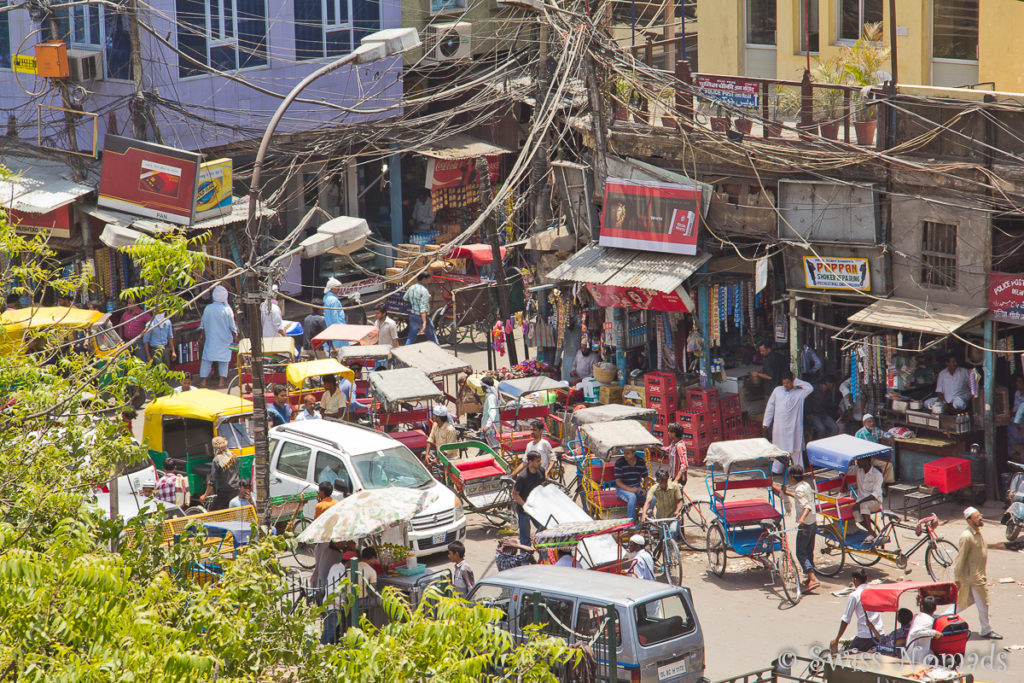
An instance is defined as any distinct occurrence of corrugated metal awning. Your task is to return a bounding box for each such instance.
[86,196,273,234]
[547,243,709,293]
[847,297,986,335]
[0,156,94,214]
[415,134,511,160]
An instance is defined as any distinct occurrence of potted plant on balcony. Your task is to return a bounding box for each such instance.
[812,55,845,140]
[840,21,890,145]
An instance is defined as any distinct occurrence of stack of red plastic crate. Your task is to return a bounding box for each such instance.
[682,387,719,464]
[644,372,678,444]
[718,392,744,438]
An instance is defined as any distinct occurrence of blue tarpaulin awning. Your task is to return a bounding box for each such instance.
[806,434,891,472]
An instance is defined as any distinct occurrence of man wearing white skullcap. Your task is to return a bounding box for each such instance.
[426,404,457,463]
[954,507,1001,639]
[322,278,346,350]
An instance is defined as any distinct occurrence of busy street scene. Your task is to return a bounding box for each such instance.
[2,0,1024,681]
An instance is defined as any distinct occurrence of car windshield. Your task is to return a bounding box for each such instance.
[634,593,696,646]
[349,445,433,490]
[92,320,123,351]
[219,416,254,450]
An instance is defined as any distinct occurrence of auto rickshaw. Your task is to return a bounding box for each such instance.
[142,388,255,499]
[0,306,124,357]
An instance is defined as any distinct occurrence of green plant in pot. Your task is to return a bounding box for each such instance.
[811,54,845,139]
[840,21,890,144]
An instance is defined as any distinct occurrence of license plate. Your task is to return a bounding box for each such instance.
[658,659,687,680]
[433,532,446,545]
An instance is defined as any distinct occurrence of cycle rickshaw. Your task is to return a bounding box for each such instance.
[806,434,958,581]
[435,440,514,526]
[703,438,802,605]
[494,376,571,472]
[577,419,661,520]
[389,341,472,416]
[367,367,444,458]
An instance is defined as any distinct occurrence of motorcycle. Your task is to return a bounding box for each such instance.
[1001,461,1024,542]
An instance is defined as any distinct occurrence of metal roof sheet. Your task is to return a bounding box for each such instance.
[546,243,709,293]
[0,156,94,214]
[415,134,511,160]
[389,341,472,377]
[847,298,986,336]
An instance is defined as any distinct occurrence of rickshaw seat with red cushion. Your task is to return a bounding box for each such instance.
[587,488,626,509]
[816,497,857,520]
[713,477,773,492]
[454,456,505,481]
[497,431,533,453]
[713,498,782,524]
[815,474,858,493]
[375,408,431,426]
[389,429,428,452]
[589,462,618,484]
[499,405,550,423]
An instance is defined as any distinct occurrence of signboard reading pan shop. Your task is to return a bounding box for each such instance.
[802,256,871,291]
[599,178,702,256]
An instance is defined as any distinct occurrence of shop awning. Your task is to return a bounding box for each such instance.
[0,156,95,214]
[450,244,505,266]
[547,243,709,312]
[91,196,274,248]
[847,297,987,335]
[415,134,511,160]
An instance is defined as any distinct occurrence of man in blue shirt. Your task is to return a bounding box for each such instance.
[199,286,237,388]
[323,278,347,350]
[267,384,293,426]
[614,449,648,521]
[403,271,438,345]
[143,312,176,366]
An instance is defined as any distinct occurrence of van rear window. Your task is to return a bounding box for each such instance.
[634,594,695,647]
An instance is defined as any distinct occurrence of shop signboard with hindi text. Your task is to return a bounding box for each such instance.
[599,178,702,256]
[585,283,694,312]
[989,272,1024,324]
[98,135,201,225]
[695,75,760,112]
[802,257,871,291]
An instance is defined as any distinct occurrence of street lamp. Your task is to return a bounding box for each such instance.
[244,27,421,518]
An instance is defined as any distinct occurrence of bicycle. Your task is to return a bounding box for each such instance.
[266,490,318,569]
[813,513,958,581]
[644,517,683,585]
[678,488,713,552]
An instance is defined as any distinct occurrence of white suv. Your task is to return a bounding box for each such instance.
[268,421,466,557]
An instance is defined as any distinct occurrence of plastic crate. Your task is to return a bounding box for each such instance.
[645,393,677,413]
[718,392,741,417]
[654,411,674,429]
[722,413,743,432]
[676,410,706,430]
[686,387,719,411]
[645,372,678,399]
[923,457,971,494]
[686,446,707,466]
[651,425,667,444]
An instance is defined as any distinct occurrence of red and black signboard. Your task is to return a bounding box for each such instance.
[990,272,1024,325]
[599,178,702,256]
[586,283,694,312]
[98,135,202,225]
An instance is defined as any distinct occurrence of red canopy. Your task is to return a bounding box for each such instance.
[451,244,505,267]
[859,581,958,612]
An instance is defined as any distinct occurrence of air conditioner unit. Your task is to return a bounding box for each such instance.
[67,49,103,82]
[423,22,471,62]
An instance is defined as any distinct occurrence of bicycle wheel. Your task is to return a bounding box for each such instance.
[658,538,683,585]
[291,517,316,569]
[705,521,727,577]
[484,482,515,527]
[814,526,846,578]
[680,500,712,552]
[925,539,958,582]
[778,545,802,606]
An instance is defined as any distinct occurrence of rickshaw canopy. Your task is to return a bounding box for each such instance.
[389,341,472,378]
[142,389,253,453]
[1,306,107,331]
[368,367,444,406]
[704,438,789,472]
[312,323,379,347]
[806,434,892,472]
[580,420,662,459]
[498,376,569,398]
[450,244,505,267]
[859,581,959,612]
[532,519,633,547]
[337,344,392,364]
[285,359,354,388]
[570,403,658,427]
[237,337,296,355]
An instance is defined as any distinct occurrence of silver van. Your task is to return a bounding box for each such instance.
[468,566,706,683]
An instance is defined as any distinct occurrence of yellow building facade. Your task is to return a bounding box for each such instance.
[697,0,1024,92]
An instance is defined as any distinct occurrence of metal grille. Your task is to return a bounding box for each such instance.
[921,221,958,289]
[410,508,456,530]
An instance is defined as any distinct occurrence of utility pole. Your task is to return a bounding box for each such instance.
[127,0,160,142]
[242,285,271,516]
[45,13,79,154]
[530,22,550,235]
[476,155,518,366]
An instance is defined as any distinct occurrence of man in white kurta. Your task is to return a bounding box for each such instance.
[763,373,813,472]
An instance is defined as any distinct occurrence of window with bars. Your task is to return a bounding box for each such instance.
[921,221,957,289]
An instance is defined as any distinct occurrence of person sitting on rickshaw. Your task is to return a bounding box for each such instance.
[850,456,885,544]
[876,608,913,658]
[905,596,941,664]
[614,448,648,522]
[426,405,457,465]
[267,385,293,426]
[554,549,574,567]
[626,534,655,582]
[320,375,347,420]
[640,470,683,541]
[294,393,322,421]
[229,479,256,508]
[339,364,368,417]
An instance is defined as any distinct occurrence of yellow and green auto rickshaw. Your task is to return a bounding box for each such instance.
[283,358,355,407]
[142,389,254,499]
[0,306,123,357]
